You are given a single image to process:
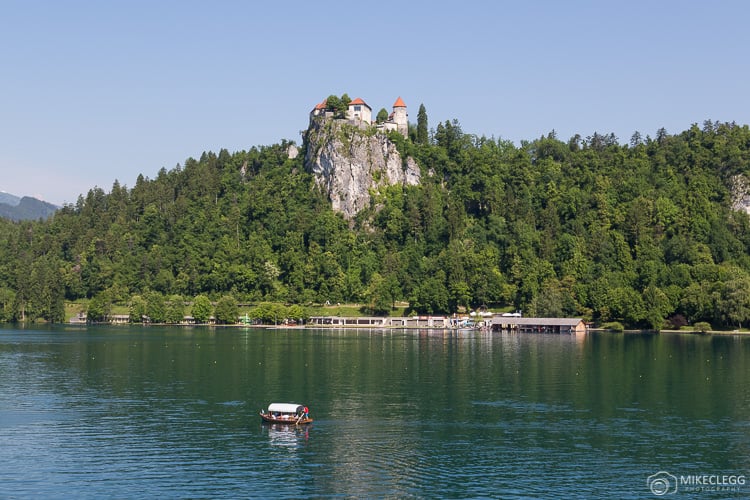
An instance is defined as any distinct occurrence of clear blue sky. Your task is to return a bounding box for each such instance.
[2,0,748,205]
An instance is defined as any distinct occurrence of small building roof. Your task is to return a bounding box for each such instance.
[393,96,406,108]
[349,97,371,109]
[313,100,327,110]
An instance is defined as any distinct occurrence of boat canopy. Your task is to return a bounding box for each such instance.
[267,403,304,414]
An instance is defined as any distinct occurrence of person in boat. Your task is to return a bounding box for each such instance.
[303,406,309,418]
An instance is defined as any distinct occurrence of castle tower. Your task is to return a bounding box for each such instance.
[392,97,408,136]
[347,97,372,125]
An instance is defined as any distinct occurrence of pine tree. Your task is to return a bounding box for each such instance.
[417,103,428,144]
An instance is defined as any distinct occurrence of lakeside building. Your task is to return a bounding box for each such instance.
[75,310,586,335]
[488,316,587,335]
[308,314,588,335]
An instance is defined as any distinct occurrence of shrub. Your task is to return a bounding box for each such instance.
[602,321,625,332]
[693,322,712,333]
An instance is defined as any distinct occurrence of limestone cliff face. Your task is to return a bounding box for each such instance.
[304,118,420,220]
[730,174,750,215]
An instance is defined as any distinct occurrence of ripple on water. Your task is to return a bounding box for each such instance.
[1,327,748,498]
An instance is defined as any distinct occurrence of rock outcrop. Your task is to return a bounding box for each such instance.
[730,174,750,215]
[304,117,420,220]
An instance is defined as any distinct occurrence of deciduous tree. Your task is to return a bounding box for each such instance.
[215,295,238,324]
[192,295,213,323]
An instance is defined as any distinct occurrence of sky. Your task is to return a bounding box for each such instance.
[1,0,749,206]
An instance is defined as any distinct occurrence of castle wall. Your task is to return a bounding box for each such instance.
[383,122,398,133]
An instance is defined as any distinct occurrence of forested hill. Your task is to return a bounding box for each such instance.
[2,119,750,330]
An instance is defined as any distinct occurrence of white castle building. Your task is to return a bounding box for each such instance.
[310,96,409,137]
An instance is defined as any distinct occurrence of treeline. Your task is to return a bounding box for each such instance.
[87,292,306,326]
[1,119,750,330]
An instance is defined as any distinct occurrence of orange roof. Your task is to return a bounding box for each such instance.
[393,96,406,108]
[349,97,371,109]
[314,100,327,110]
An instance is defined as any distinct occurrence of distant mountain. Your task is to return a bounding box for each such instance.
[0,192,21,206]
[0,195,58,221]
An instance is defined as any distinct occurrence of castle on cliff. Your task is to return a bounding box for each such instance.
[310,96,409,137]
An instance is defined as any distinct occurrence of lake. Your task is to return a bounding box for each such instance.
[0,325,748,498]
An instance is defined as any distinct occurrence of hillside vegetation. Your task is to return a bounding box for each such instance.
[2,119,750,330]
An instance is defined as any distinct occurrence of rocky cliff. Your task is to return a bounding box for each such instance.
[304,118,420,220]
[731,174,750,215]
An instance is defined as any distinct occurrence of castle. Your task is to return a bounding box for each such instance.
[310,96,409,137]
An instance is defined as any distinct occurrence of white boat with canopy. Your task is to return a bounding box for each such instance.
[260,403,312,424]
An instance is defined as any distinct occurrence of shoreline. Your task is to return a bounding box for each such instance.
[48,321,750,336]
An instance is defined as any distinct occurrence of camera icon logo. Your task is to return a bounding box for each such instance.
[647,471,678,496]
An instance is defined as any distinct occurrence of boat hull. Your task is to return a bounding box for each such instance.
[260,413,313,425]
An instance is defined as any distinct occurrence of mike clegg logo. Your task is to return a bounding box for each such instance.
[647,471,677,496]
[647,470,747,495]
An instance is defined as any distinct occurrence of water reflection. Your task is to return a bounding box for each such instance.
[261,422,310,448]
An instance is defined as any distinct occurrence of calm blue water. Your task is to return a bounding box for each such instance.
[0,325,748,498]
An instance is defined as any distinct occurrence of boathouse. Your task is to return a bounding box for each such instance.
[490,316,587,335]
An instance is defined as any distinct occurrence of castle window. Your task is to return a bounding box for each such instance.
[354,105,361,112]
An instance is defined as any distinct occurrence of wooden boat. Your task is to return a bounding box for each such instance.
[260,403,313,425]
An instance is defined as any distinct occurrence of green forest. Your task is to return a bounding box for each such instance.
[2,113,750,330]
